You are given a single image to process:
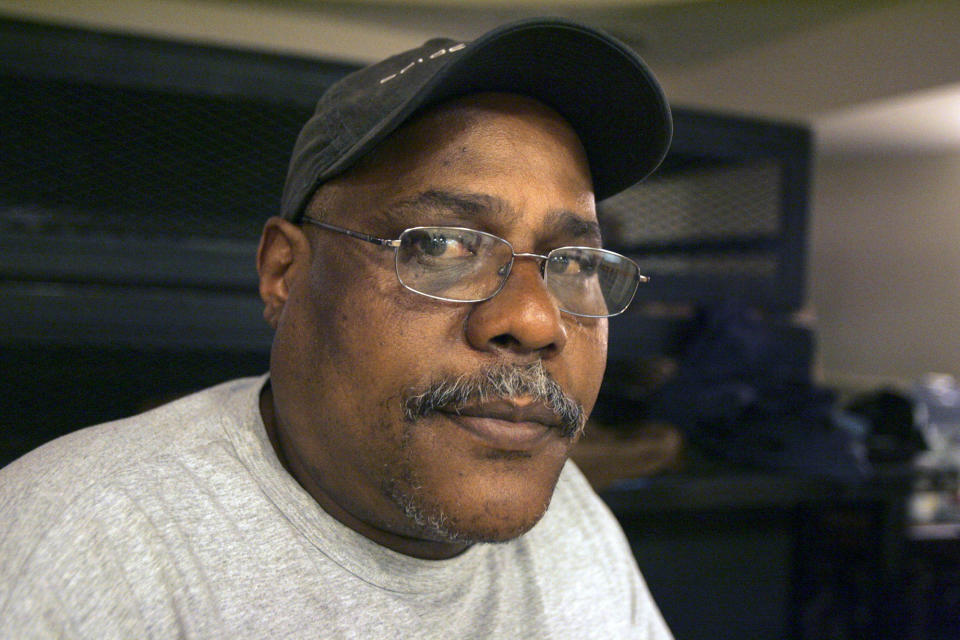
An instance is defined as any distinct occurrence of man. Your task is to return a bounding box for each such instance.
[1,18,673,639]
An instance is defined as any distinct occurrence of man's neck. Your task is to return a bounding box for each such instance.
[258,382,471,560]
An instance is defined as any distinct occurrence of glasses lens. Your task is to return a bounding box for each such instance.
[545,247,642,317]
[396,227,513,301]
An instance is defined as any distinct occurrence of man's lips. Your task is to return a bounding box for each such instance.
[438,399,562,451]
[451,399,562,426]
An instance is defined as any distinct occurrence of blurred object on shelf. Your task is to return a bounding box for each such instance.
[913,373,960,472]
[571,421,684,491]
[909,466,960,525]
[845,388,927,464]
[590,356,678,435]
[645,300,871,482]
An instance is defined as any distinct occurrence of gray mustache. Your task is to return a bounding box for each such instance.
[402,361,585,439]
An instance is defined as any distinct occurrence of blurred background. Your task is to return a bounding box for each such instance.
[2,1,960,638]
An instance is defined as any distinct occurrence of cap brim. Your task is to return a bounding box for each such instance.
[318,18,671,204]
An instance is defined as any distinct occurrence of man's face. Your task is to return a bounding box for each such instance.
[260,92,608,558]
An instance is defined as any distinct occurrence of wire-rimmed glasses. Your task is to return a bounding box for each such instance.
[303,218,647,318]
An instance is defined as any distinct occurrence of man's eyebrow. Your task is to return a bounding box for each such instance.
[547,210,603,244]
[381,189,601,242]
[383,189,505,222]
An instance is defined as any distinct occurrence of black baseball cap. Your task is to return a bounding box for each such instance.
[281,17,672,221]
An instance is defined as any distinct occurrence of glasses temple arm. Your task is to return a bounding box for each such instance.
[302,218,399,247]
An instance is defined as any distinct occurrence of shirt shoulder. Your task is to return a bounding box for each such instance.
[2,376,263,495]
[519,460,673,639]
[0,377,268,617]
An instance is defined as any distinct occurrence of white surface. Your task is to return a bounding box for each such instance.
[815,84,960,156]
[808,151,960,389]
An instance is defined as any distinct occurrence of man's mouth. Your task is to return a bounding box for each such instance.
[439,398,563,451]
[402,361,586,443]
[451,398,562,426]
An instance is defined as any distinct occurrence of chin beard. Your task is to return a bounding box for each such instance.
[382,471,551,546]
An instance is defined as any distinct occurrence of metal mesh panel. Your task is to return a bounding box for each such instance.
[600,159,782,246]
[0,75,312,240]
[598,158,788,296]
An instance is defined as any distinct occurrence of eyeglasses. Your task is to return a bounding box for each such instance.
[302,218,647,318]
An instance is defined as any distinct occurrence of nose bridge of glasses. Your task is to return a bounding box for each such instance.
[511,251,549,276]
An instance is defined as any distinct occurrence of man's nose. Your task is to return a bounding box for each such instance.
[464,258,567,357]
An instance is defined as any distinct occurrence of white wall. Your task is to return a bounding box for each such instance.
[808,151,960,391]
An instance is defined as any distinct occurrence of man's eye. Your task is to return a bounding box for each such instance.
[577,255,600,275]
[547,255,570,274]
[416,232,449,256]
[415,232,474,258]
[548,253,599,275]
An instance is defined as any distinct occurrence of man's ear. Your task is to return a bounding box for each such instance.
[257,217,311,329]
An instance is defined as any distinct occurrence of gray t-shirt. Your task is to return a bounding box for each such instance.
[0,376,671,639]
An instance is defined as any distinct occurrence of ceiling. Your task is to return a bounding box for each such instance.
[2,0,959,156]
